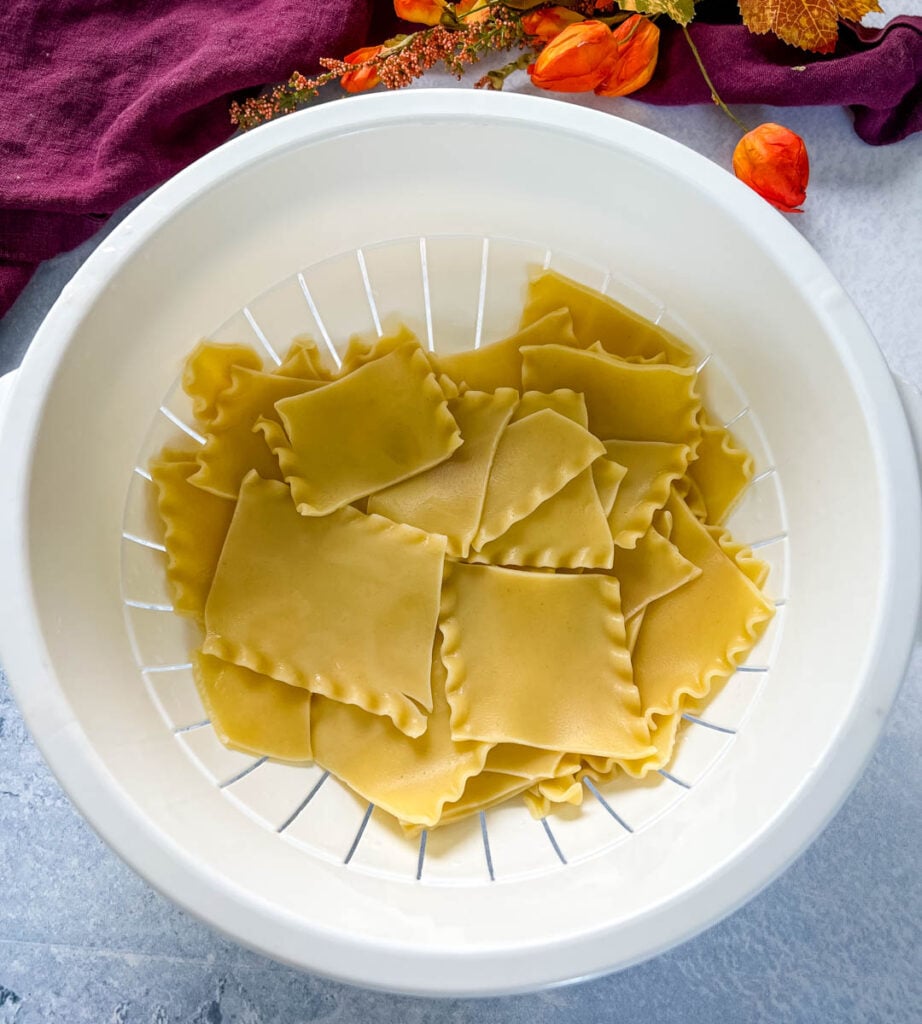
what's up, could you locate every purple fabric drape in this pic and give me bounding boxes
[1,1,919,319]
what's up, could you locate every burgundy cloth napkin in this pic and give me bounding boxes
[0,0,372,318]
[1,1,921,320]
[641,13,922,147]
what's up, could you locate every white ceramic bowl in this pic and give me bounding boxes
[1,91,920,996]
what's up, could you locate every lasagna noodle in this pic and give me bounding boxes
[190,367,325,498]
[472,408,606,550]
[193,651,312,762]
[182,341,262,425]
[367,388,518,557]
[436,308,579,391]
[260,341,462,516]
[685,417,754,525]
[149,453,236,623]
[441,562,654,759]
[521,343,702,446]
[519,269,696,367]
[203,473,447,738]
[630,494,774,724]
[310,637,490,828]
[607,523,701,620]
[603,439,691,548]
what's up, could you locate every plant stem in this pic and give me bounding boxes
[681,26,748,133]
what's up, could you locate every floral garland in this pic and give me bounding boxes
[230,0,881,212]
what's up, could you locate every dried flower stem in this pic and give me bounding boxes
[681,26,748,133]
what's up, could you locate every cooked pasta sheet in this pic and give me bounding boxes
[149,267,773,834]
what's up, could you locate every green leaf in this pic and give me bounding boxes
[616,0,697,26]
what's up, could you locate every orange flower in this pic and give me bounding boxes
[341,45,383,94]
[732,123,809,213]
[456,0,490,24]
[595,15,659,97]
[522,6,584,43]
[528,20,617,94]
[394,0,447,26]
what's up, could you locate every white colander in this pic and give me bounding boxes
[1,92,920,997]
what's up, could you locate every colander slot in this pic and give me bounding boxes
[223,761,327,832]
[479,802,565,880]
[177,724,258,786]
[245,275,333,361]
[480,811,495,882]
[218,756,267,789]
[540,818,567,865]
[355,249,384,339]
[126,605,200,673]
[474,237,489,350]
[133,465,153,482]
[419,238,434,352]
[142,661,193,673]
[420,236,488,354]
[122,540,173,609]
[723,406,749,430]
[416,830,428,881]
[583,778,633,833]
[172,718,209,733]
[276,771,329,834]
[420,814,493,884]
[142,665,202,731]
[695,353,749,426]
[283,775,371,863]
[657,768,691,789]
[242,307,282,366]
[476,237,547,344]
[687,670,767,733]
[343,802,375,865]
[122,533,166,553]
[591,770,683,833]
[359,239,429,344]
[158,406,205,446]
[663,721,735,789]
[296,273,341,369]
[343,807,422,879]
[682,714,736,735]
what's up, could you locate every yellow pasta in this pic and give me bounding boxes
[149,453,236,623]
[152,267,775,835]
[520,269,696,367]
[521,343,701,446]
[203,472,446,738]
[472,408,606,550]
[441,562,654,759]
[190,367,324,498]
[471,464,614,569]
[367,388,518,557]
[259,341,462,516]
[182,341,262,425]
[685,417,754,525]
[436,308,578,391]
[631,494,774,724]
[607,523,700,620]
[603,439,691,548]
[311,637,490,827]
[193,651,312,761]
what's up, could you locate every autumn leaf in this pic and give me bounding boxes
[617,0,696,27]
[738,0,882,53]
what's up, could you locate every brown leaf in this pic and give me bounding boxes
[738,0,882,53]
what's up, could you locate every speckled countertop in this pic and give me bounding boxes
[1,57,921,1024]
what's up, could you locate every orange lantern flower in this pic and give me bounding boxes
[341,45,383,94]
[595,15,660,97]
[732,123,809,213]
[522,6,584,44]
[528,20,617,94]
[394,0,448,26]
[456,0,490,24]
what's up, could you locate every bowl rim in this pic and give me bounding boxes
[1,89,919,996]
